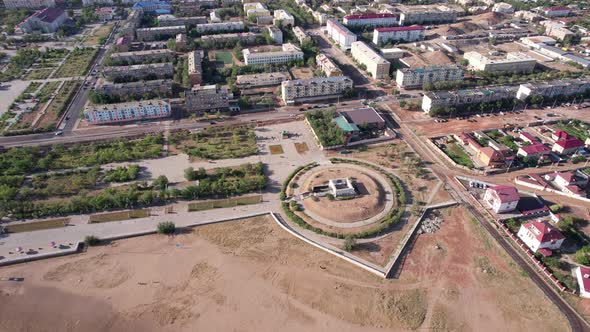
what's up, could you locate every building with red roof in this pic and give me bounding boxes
[373,25,425,44]
[519,131,538,144]
[517,220,565,254]
[483,185,520,213]
[16,7,67,34]
[343,13,398,28]
[575,266,590,299]
[517,143,551,159]
[552,137,584,155]
[551,130,569,141]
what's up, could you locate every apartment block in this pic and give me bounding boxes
[543,7,571,17]
[244,2,270,18]
[185,85,233,113]
[94,79,173,97]
[316,54,343,77]
[516,78,590,100]
[188,50,203,86]
[463,51,536,73]
[242,43,304,66]
[268,26,283,44]
[103,63,174,81]
[121,9,142,41]
[398,5,458,25]
[343,13,398,28]
[200,32,259,44]
[132,1,171,15]
[372,25,425,44]
[292,26,311,44]
[156,14,207,27]
[110,49,175,65]
[326,19,357,50]
[136,25,186,42]
[395,65,464,88]
[281,76,353,104]
[351,41,390,79]
[3,0,55,9]
[195,21,244,34]
[235,72,289,88]
[84,100,171,124]
[273,9,295,27]
[175,33,188,51]
[421,86,519,112]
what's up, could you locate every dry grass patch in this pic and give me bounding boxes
[89,209,150,223]
[4,218,69,233]
[269,144,284,155]
[294,142,309,154]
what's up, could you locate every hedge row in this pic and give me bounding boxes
[280,162,318,200]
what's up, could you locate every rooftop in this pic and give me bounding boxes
[520,143,550,154]
[555,138,584,149]
[340,107,385,126]
[488,185,520,203]
[524,220,565,243]
[344,13,397,20]
[375,25,425,32]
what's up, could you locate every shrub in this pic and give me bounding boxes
[549,204,563,213]
[157,221,176,234]
[343,235,355,252]
[84,235,100,246]
[575,246,590,266]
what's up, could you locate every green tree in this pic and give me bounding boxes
[157,221,176,234]
[153,175,169,191]
[184,167,197,181]
[343,235,356,252]
[575,247,590,266]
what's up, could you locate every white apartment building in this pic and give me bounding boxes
[103,63,174,81]
[188,50,203,86]
[94,79,173,97]
[3,0,55,8]
[235,72,289,88]
[398,5,459,25]
[242,43,304,66]
[293,26,311,44]
[381,48,404,60]
[136,25,186,42]
[156,14,206,27]
[273,9,295,27]
[516,78,590,100]
[84,100,171,124]
[343,13,398,28]
[244,2,270,18]
[351,41,390,79]
[281,76,353,104]
[195,21,244,34]
[395,65,464,88]
[421,86,519,112]
[326,19,357,50]
[463,51,536,73]
[316,54,343,77]
[372,25,425,44]
[268,26,283,44]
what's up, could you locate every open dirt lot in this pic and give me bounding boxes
[0,212,569,331]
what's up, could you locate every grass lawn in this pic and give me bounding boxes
[294,142,309,154]
[269,144,284,155]
[187,195,263,211]
[83,23,114,46]
[30,168,99,198]
[4,218,69,233]
[89,209,150,223]
[554,120,590,141]
[170,126,258,160]
[54,47,98,78]
[443,143,474,168]
[21,82,41,96]
[23,68,54,80]
[214,51,233,64]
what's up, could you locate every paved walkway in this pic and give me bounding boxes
[292,163,395,228]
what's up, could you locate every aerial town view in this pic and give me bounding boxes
[1,0,590,331]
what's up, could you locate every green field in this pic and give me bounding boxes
[54,47,98,78]
[89,209,150,223]
[170,126,258,160]
[554,120,590,142]
[443,143,475,168]
[4,218,68,233]
[187,195,263,211]
[215,51,233,64]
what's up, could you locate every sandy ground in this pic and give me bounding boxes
[0,212,569,332]
[0,80,29,114]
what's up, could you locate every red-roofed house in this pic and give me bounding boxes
[517,143,551,159]
[552,137,585,155]
[576,266,590,299]
[551,130,569,141]
[543,7,571,17]
[483,185,520,213]
[517,220,565,253]
[553,171,589,198]
[520,131,539,144]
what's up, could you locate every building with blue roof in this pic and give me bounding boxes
[132,1,171,15]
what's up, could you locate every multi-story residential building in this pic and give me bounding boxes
[281,76,353,104]
[292,26,311,44]
[3,0,55,9]
[483,185,520,213]
[268,26,283,44]
[188,50,203,86]
[381,48,405,60]
[84,100,171,124]
[132,1,171,15]
[542,21,575,40]
[316,54,343,77]
[121,9,142,41]
[235,72,289,88]
[243,43,304,66]
[398,5,458,25]
[195,21,244,34]
[313,11,331,25]
[115,36,131,52]
[372,25,425,44]
[543,7,571,17]
[175,33,188,51]
[492,2,514,14]
[156,14,207,27]
[95,7,116,21]
[185,85,233,113]
[517,220,565,253]
[273,9,295,27]
[94,79,173,98]
[351,41,390,79]
[200,32,259,44]
[16,7,67,34]
[421,86,519,112]
[463,51,537,73]
[136,26,186,42]
[83,0,114,6]
[103,63,174,81]
[396,65,464,89]
[244,2,270,18]
[343,13,398,28]
[516,78,590,100]
[110,49,175,65]
[326,19,357,50]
